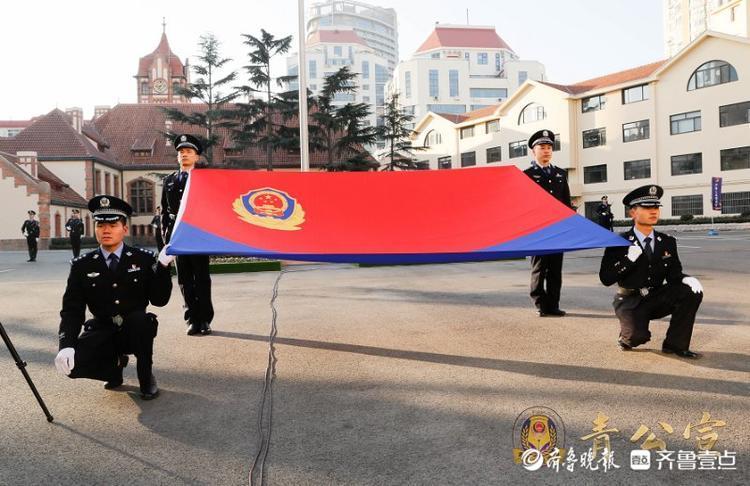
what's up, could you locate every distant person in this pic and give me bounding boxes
[21,210,40,262]
[596,196,614,231]
[599,185,703,358]
[54,195,174,399]
[65,209,85,257]
[151,205,164,252]
[523,130,572,317]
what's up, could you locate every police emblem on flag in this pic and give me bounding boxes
[233,187,305,231]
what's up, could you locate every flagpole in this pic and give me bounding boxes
[297,0,310,172]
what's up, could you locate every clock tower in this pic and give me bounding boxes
[135,20,190,104]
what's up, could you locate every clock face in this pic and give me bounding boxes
[153,78,167,94]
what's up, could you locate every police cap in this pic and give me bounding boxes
[623,185,663,208]
[173,134,203,155]
[528,129,555,149]
[88,195,133,222]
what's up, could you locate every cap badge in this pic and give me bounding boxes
[100,197,110,207]
[649,186,657,196]
[181,135,187,142]
[543,130,549,137]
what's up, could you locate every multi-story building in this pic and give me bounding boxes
[388,24,545,126]
[135,26,190,104]
[307,0,398,71]
[665,0,748,56]
[412,32,750,219]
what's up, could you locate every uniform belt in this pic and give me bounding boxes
[94,315,124,326]
[617,286,658,297]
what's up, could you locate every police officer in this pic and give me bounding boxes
[596,196,614,231]
[523,130,572,317]
[54,195,175,399]
[161,134,214,336]
[21,210,41,262]
[599,185,703,358]
[151,205,165,252]
[65,209,85,257]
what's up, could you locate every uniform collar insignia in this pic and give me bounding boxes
[628,235,635,241]
[93,254,99,259]
[126,251,132,256]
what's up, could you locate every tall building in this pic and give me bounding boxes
[388,24,545,125]
[135,24,190,104]
[665,0,749,56]
[307,0,398,71]
[412,32,750,219]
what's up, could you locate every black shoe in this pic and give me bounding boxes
[662,347,701,359]
[186,322,200,336]
[200,322,212,335]
[617,339,633,351]
[104,355,129,389]
[140,375,159,400]
[538,308,566,317]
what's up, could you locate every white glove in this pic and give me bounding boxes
[627,244,643,262]
[682,276,703,294]
[158,246,176,267]
[54,348,75,376]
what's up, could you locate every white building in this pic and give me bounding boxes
[665,0,748,56]
[307,0,398,71]
[412,32,750,220]
[388,24,545,126]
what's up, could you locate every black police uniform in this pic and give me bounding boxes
[523,130,572,315]
[596,202,614,231]
[58,196,172,397]
[161,134,214,334]
[65,215,85,257]
[21,214,40,261]
[150,213,164,252]
[599,185,702,353]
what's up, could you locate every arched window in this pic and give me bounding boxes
[424,130,443,147]
[128,179,154,216]
[141,82,149,95]
[54,213,62,237]
[518,103,546,125]
[688,60,738,91]
[85,215,90,236]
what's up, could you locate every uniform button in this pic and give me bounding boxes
[134,278,138,282]
[114,300,120,304]
[112,283,118,288]
[664,263,668,267]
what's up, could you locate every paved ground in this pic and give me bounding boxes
[0,230,748,485]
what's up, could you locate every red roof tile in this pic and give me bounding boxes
[539,59,668,95]
[416,26,513,53]
[0,120,32,128]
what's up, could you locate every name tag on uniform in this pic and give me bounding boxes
[86,272,100,278]
[662,252,672,259]
[532,175,541,179]
[556,174,563,178]
[127,265,141,273]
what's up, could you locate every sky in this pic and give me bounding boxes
[0,0,664,120]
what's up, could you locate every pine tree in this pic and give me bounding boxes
[162,33,238,165]
[378,93,426,171]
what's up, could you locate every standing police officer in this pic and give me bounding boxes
[599,185,703,358]
[596,196,614,231]
[161,134,214,336]
[65,209,85,258]
[54,195,175,399]
[21,210,41,262]
[523,130,572,317]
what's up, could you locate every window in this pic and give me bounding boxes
[518,71,528,85]
[624,159,651,180]
[334,93,356,102]
[460,126,474,139]
[553,133,561,152]
[622,120,650,142]
[94,169,102,194]
[105,173,111,194]
[583,164,608,184]
[429,69,439,97]
[721,146,750,171]
[721,191,750,214]
[424,130,442,147]
[509,140,527,159]
[334,46,342,56]
[622,84,649,104]
[363,96,370,102]
[431,52,440,59]
[672,195,703,216]
[671,153,702,175]
[688,60,738,90]
[519,103,546,124]
[449,70,459,97]
[670,111,701,135]
[485,120,500,133]
[310,84,317,90]
[495,52,502,71]
[461,151,476,167]
[362,61,369,79]
[129,180,154,215]
[438,156,452,169]
[404,71,411,98]
[140,82,149,95]
[582,95,606,113]
[464,52,470,61]
[113,175,120,197]
[477,52,488,65]
[470,88,507,99]
[427,104,466,114]
[486,146,502,163]
[583,127,606,148]
[719,101,750,127]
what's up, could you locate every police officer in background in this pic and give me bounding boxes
[523,130,572,317]
[161,134,214,336]
[54,195,175,399]
[599,185,703,358]
[151,205,164,252]
[21,210,41,262]
[65,209,85,257]
[596,196,614,231]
